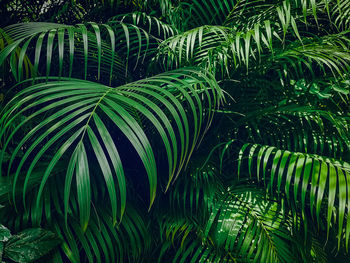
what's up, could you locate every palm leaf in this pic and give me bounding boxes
[208,188,297,263]
[110,12,178,39]
[160,187,300,263]
[52,205,150,263]
[0,22,129,84]
[235,107,350,159]
[0,68,223,230]
[234,142,350,249]
[1,199,150,263]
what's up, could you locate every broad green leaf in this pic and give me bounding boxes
[3,228,61,263]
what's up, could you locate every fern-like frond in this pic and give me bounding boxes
[0,22,127,84]
[167,162,222,221]
[0,20,162,84]
[0,68,223,230]
[234,142,350,250]
[267,33,350,79]
[1,200,150,263]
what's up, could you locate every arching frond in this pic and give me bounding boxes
[0,68,223,230]
[0,22,126,84]
[267,33,350,79]
[233,142,350,249]
[206,188,298,263]
[2,0,350,262]
[0,27,33,81]
[156,25,232,71]
[156,1,350,79]
[332,0,350,30]
[1,199,150,263]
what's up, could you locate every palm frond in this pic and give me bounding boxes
[207,188,298,263]
[110,12,178,39]
[1,199,150,263]
[0,27,33,81]
[157,2,350,79]
[0,68,223,230]
[235,107,350,159]
[267,33,350,80]
[167,162,222,222]
[160,187,301,263]
[332,0,350,30]
[2,0,350,261]
[0,22,128,84]
[0,21,165,84]
[52,205,150,263]
[224,0,343,28]
[233,142,350,250]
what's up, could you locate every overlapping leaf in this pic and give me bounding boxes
[159,188,298,263]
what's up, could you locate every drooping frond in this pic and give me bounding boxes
[2,0,350,261]
[52,206,151,263]
[0,22,126,84]
[0,68,223,230]
[206,188,298,263]
[1,199,150,263]
[266,33,350,80]
[0,20,164,84]
[157,21,350,80]
[233,142,350,249]
[332,0,350,30]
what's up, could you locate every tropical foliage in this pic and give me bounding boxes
[0,0,350,262]
[0,222,61,263]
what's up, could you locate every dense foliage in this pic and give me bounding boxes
[1,0,350,262]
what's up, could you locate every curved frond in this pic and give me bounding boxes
[267,33,350,79]
[332,0,350,30]
[167,162,222,221]
[0,22,127,84]
[1,200,150,263]
[234,142,350,249]
[0,68,223,229]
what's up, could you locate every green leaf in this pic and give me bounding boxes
[0,68,222,229]
[234,142,350,246]
[3,228,61,263]
[0,225,11,242]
